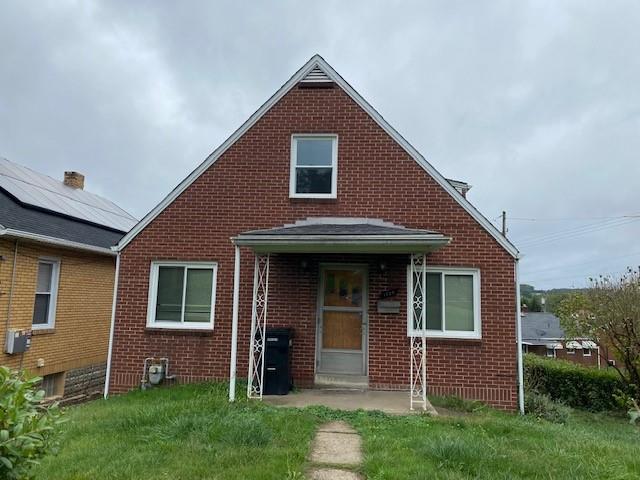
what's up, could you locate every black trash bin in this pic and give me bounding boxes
[263,328,293,395]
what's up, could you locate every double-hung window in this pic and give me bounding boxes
[32,259,60,329]
[407,267,481,339]
[289,135,338,198]
[147,262,218,330]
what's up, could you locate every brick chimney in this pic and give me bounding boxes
[63,171,85,189]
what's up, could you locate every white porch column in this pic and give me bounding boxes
[247,254,270,399]
[229,245,241,402]
[409,253,428,410]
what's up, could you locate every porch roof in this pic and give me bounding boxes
[232,217,451,254]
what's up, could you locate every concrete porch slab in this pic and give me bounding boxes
[263,389,438,415]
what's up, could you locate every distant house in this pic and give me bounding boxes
[522,312,607,368]
[0,157,136,403]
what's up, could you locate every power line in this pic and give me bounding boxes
[510,214,640,222]
[515,217,640,247]
[522,250,640,276]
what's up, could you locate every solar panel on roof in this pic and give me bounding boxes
[0,157,137,232]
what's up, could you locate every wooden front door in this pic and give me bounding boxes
[317,265,367,375]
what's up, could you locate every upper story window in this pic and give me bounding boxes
[147,261,217,330]
[32,258,60,329]
[289,135,338,198]
[407,266,481,339]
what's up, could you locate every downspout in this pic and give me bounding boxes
[515,257,525,415]
[4,240,18,333]
[104,251,121,399]
[229,245,241,402]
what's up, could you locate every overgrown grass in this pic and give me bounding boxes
[34,383,640,479]
[34,383,319,479]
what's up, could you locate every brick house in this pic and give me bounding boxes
[106,55,524,411]
[0,158,136,403]
[522,312,608,368]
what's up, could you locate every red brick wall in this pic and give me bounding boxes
[109,83,518,409]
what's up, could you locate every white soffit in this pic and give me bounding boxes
[116,55,519,258]
[0,157,137,232]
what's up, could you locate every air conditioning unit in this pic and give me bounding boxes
[5,329,30,354]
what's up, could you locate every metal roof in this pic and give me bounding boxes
[0,157,137,232]
[0,189,123,251]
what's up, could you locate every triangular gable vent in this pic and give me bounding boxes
[300,65,332,83]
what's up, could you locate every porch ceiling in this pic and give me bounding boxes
[232,217,451,254]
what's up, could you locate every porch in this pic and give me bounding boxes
[264,388,438,415]
[227,217,452,411]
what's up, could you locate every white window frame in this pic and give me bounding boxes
[546,348,556,358]
[406,266,481,339]
[583,348,591,357]
[289,134,338,199]
[146,261,218,330]
[32,257,60,330]
[567,348,575,355]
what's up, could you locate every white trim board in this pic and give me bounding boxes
[115,55,519,258]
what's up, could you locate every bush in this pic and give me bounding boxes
[0,367,64,480]
[524,354,628,411]
[524,392,570,423]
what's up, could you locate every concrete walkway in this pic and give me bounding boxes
[308,421,363,480]
[265,389,438,416]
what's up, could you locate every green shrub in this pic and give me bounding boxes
[524,354,628,411]
[524,392,570,423]
[0,367,64,480]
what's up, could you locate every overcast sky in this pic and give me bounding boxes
[1,1,639,289]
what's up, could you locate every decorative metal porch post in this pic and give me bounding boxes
[409,253,428,410]
[247,254,270,399]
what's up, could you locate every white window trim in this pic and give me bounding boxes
[546,348,556,358]
[583,348,591,357]
[146,261,218,330]
[289,134,338,199]
[406,266,481,339]
[32,257,60,330]
[567,348,575,355]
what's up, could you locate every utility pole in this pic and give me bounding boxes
[501,211,507,236]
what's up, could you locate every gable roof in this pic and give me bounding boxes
[115,55,519,257]
[0,157,137,233]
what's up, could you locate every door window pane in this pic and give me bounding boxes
[155,267,184,322]
[324,270,363,307]
[295,167,332,194]
[36,262,52,292]
[445,275,474,331]
[296,138,333,166]
[184,269,213,322]
[33,294,50,325]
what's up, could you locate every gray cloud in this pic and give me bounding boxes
[1,0,639,288]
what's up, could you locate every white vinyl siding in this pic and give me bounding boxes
[147,262,217,330]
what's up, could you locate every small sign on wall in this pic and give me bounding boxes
[377,300,401,314]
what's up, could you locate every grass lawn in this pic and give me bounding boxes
[35,383,640,480]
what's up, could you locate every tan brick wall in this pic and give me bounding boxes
[0,238,115,377]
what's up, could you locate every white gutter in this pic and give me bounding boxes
[228,245,241,402]
[515,258,525,415]
[103,251,121,399]
[0,228,115,256]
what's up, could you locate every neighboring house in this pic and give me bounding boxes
[522,312,605,368]
[106,55,522,411]
[0,158,137,403]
